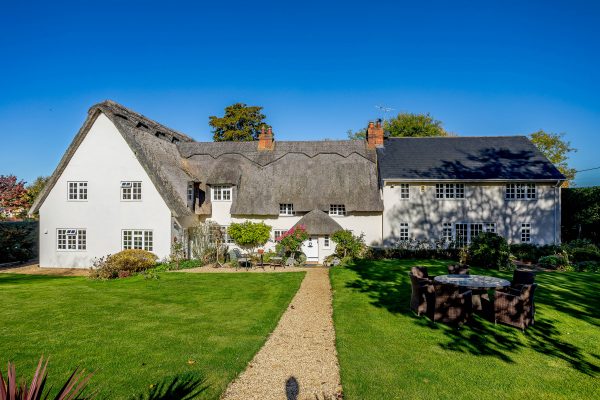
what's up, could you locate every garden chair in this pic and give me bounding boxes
[428,283,472,326]
[448,264,470,275]
[493,283,537,331]
[270,247,286,270]
[409,272,433,316]
[510,270,535,291]
[410,266,434,283]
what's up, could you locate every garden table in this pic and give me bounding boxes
[434,274,511,311]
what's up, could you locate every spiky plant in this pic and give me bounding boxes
[0,356,94,400]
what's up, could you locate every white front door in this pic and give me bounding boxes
[301,236,319,262]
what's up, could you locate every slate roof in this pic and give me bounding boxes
[293,209,343,235]
[377,136,565,181]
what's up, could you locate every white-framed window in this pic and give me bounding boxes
[220,226,235,244]
[485,223,496,233]
[279,204,294,216]
[521,223,531,243]
[67,182,87,201]
[122,230,153,251]
[470,223,483,240]
[399,184,410,199]
[329,204,346,216]
[455,223,468,247]
[435,183,465,199]
[121,181,142,201]
[57,228,86,250]
[398,222,409,241]
[187,182,194,204]
[273,229,287,241]
[442,223,453,242]
[323,235,331,249]
[506,183,536,200]
[212,185,232,201]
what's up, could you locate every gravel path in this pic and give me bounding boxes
[221,267,342,400]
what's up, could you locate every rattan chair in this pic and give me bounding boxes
[448,264,470,275]
[428,283,472,326]
[494,283,537,331]
[410,266,434,283]
[511,270,535,290]
[409,273,432,316]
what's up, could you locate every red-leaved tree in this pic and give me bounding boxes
[0,175,29,219]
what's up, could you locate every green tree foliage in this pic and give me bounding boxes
[209,103,270,142]
[22,176,49,219]
[562,187,600,244]
[529,130,576,184]
[227,221,272,254]
[347,112,447,139]
[331,229,365,258]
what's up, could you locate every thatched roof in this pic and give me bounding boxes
[293,209,343,235]
[30,100,383,218]
[30,101,195,217]
[180,141,383,215]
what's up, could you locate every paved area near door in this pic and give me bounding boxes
[222,267,342,400]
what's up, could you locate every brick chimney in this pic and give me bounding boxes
[258,126,274,151]
[367,119,384,148]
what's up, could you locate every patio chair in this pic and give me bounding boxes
[410,266,434,283]
[510,270,535,290]
[409,272,433,316]
[493,283,537,331]
[428,283,472,326]
[447,264,470,275]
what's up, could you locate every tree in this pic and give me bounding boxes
[331,229,366,258]
[529,130,576,185]
[209,103,270,142]
[276,225,309,256]
[0,175,28,220]
[227,221,272,255]
[347,112,447,139]
[22,176,49,218]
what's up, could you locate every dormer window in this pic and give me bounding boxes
[212,185,232,201]
[329,204,346,216]
[121,181,142,201]
[187,183,194,204]
[279,204,294,216]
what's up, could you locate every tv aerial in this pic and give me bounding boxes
[375,105,394,120]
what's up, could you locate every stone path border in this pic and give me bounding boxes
[221,267,342,400]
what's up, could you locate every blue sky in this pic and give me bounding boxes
[1,0,599,186]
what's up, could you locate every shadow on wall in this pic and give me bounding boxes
[345,259,599,376]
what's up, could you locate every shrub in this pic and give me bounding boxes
[569,247,600,262]
[468,232,512,270]
[276,225,309,256]
[0,355,93,400]
[363,239,459,261]
[89,249,157,279]
[0,221,38,263]
[575,261,600,273]
[538,253,570,270]
[509,243,560,263]
[331,230,365,259]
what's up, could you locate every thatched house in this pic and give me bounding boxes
[31,101,564,268]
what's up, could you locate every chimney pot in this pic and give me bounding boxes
[366,119,384,149]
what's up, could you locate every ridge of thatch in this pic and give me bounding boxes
[293,209,343,235]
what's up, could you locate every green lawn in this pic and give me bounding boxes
[0,271,304,399]
[331,259,600,400]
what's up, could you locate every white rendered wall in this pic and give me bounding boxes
[382,182,560,246]
[206,190,381,262]
[38,114,172,268]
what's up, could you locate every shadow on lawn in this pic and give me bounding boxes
[345,259,599,376]
[133,372,209,400]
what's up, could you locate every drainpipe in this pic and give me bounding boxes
[554,180,561,244]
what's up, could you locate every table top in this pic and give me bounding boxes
[434,274,510,289]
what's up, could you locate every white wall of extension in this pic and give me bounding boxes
[38,113,172,268]
[381,182,561,246]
